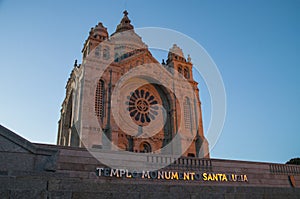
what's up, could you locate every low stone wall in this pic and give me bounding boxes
[1,125,300,198]
[1,174,300,199]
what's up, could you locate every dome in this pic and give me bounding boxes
[111,11,147,53]
[89,22,108,41]
[94,22,108,37]
[169,44,184,58]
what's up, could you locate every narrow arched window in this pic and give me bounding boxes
[178,65,182,74]
[184,67,190,79]
[95,46,100,57]
[184,97,192,132]
[139,142,152,153]
[103,46,110,60]
[114,53,119,62]
[95,79,105,122]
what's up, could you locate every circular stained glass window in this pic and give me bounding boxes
[126,89,158,125]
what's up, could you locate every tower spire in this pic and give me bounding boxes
[114,10,134,33]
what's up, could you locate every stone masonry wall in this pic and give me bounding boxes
[1,125,300,199]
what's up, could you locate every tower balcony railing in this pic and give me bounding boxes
[269,163,300,175]
[146,155,212,171]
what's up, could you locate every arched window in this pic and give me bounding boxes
[184,97,192,132]
[61,93,73,146]
[139,142,152,153]
[95,79,105,122]
[178,65,182,74]
[103,46,110,60]
[114,53,119,62]
[95,46,100,57]
[184,67,190,79]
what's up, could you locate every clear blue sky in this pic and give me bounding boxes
[0,0,299,163]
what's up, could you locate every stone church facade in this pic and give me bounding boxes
[56,11,209,158]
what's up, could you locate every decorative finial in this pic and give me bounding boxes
[74,59,78,67]
[187,54,192,63]
[162,59,165,65]
[123,10,128,16]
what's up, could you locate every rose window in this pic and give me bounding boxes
[126,89,158,124]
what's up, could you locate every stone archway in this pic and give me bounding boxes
[120,77,175,154]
